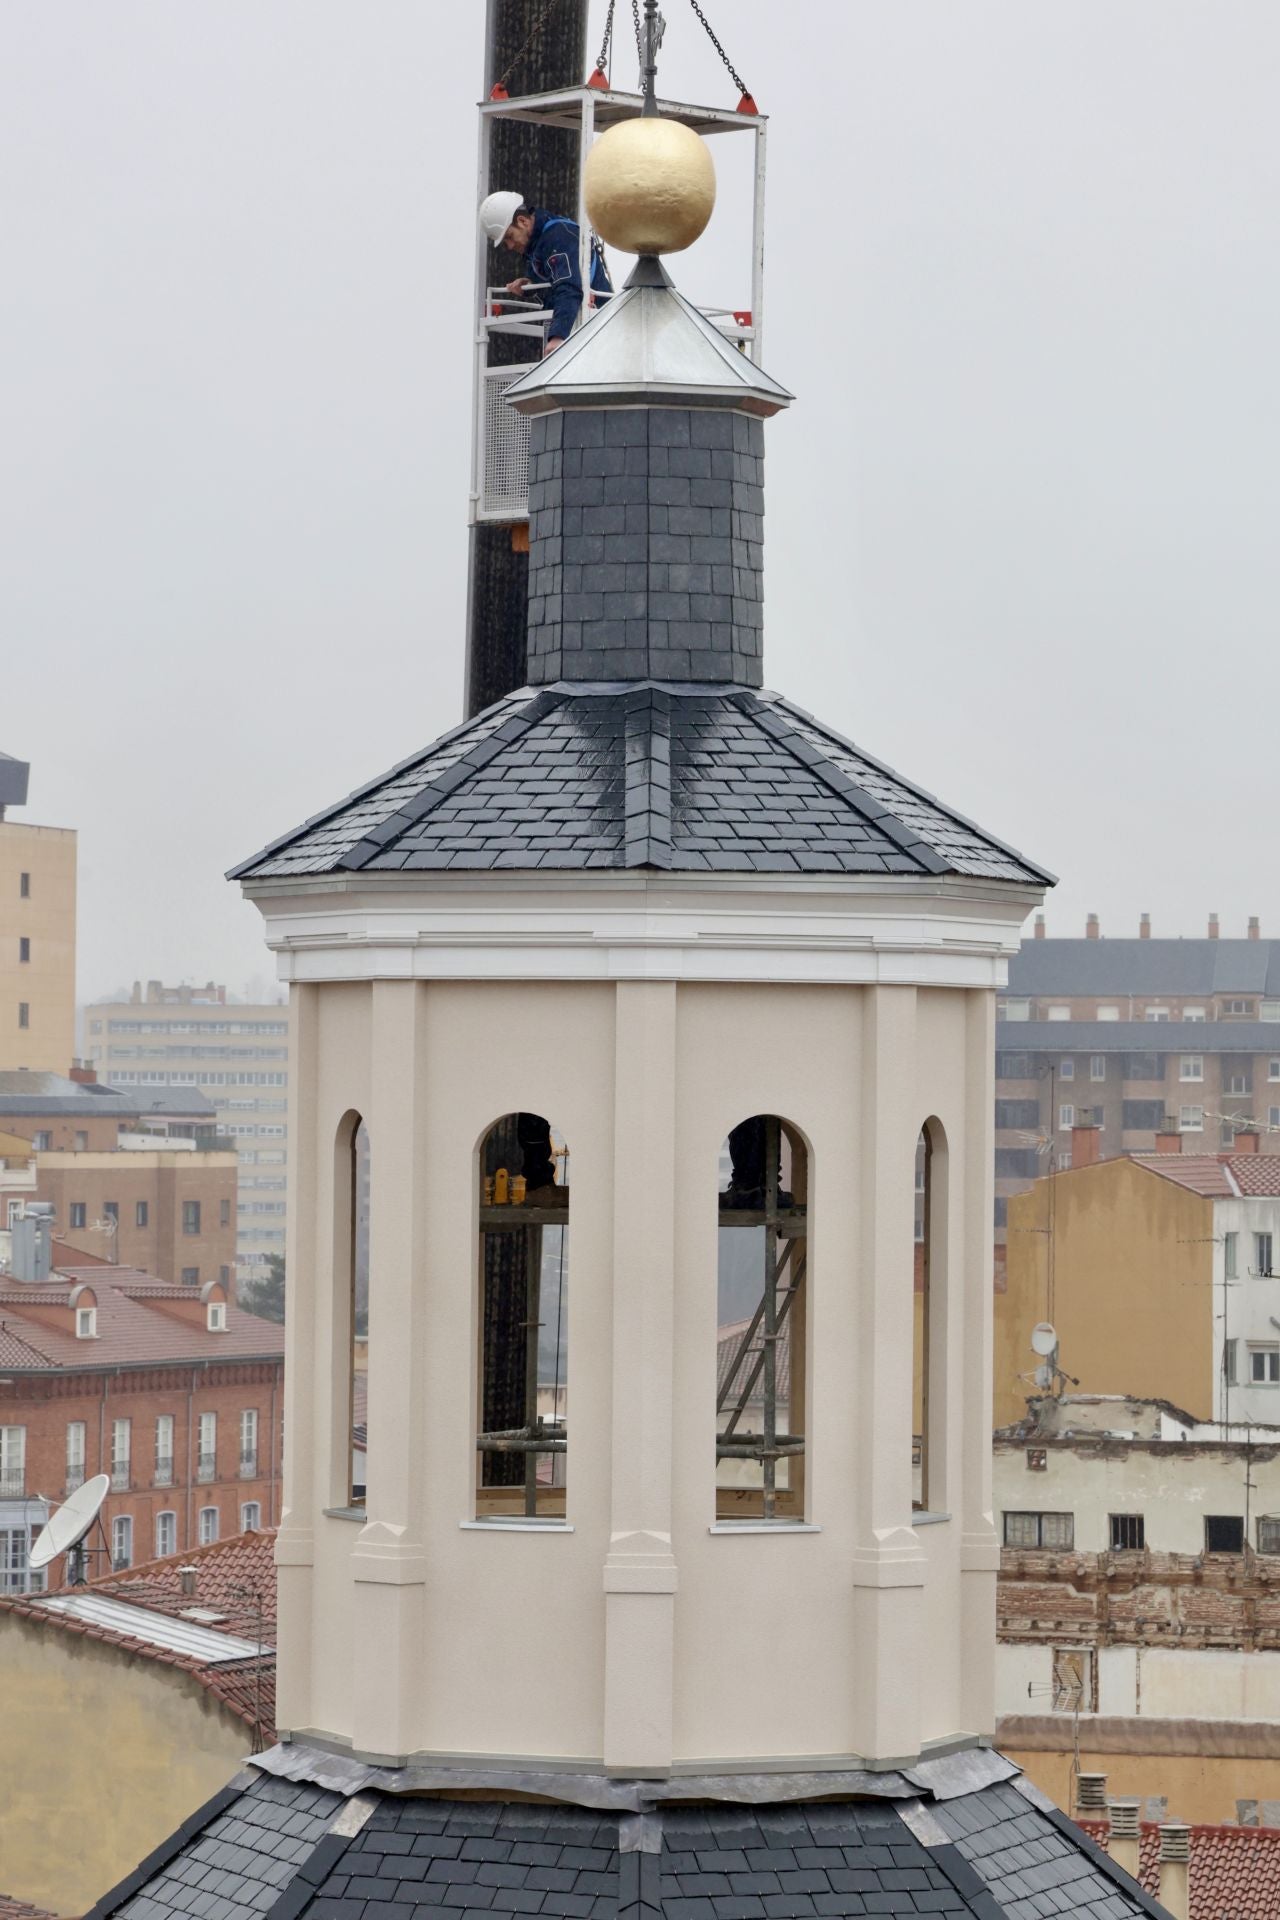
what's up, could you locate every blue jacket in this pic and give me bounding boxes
[521,209,612,343]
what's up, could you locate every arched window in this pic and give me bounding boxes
[336,1113,371,1509]
[914,1121,945,1512]
[716,1116,808,1522]
[476,1113,569,1520]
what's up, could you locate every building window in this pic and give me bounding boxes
[1206,1515,1245,1553]
[239,1409,258,1475]
[1225,1232,1238,1279]
[207,1301,226,1330]
[1047,1006,1070,1022]
[1250,1346,1280,1384]
[64,1421,86,1493]
[996,1052,1033,1080]
[155,1511,177,1558]
[1059,1059,1075,1081]
[1224,1339,1238,1387]
[1122,1100,1166,1131]
[198,1411,216,1482]
[335,1114,371,1508]
[111,1515,133,1570]
[1145,1007,1170,1022]
[1110,1513,1145,1551]
[0,1427,26,1499]
[1270,1108,1280,1129]
[1090,1056,1106,1082]
[1179,1106,1204,1133]
[913,1124,945,1513]
[75,1305,96,1338]
[1256,1233,1274,1277]
[1003,1511,1075,1550]
[110,1418,131,1490]
[135,1200,148,1228]
[182,1201,201,1235]
[69,1202,86,1230]
[74,1131,87,1151]
[1182,1008,1206,1022]
[994,1196,1009,1229]
[1125,1053,1164,1081]
[32,1131,51,1152]
[18,938,29,964]
[19,872,29,899]
[103,1200,118,1225]
[182,1267,200,1285]
[1001,999,1030,1022]
[220,1197,231,1227]
[198,1506,219,1546]
[17,1003,29,1030]
[1223,1000,1256,1017]
[996,1099,1040,1130]
[1052,1648,1095,1712]
[155,1414,174,1487]
[240,1501,261,1532]
[1180,1057,1204,1082]
[1059,1105,1075,1131]
[1258,1517,1280,1555]
[995,1148,1041,1179]
[1226,1073,1251,1096]
[1097,1006,1120,1021]
[476,1112,569,1521]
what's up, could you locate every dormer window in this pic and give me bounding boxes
[207,1301,227,1332]
[76,1306,97,1339]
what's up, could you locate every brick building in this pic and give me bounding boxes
[33,1147,238,1283]
[995,915,1280,1243]
[0,1262,283,1591]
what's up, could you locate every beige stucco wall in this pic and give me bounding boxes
[0,1612,247,1916]
[994,1438,1280,1556]
[0,820,76,1074]
[997,1158,1214,1429]
[997,1638,1280,1723]
[276,969,1000,1772]
[1005,1738,1280,1827]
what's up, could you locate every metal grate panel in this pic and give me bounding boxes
[481,365,532,521]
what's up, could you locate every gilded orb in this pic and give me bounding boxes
[584,115,716,255]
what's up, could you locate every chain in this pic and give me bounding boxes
[687,0,748,97]
[594,0,615,76]
[631,0,644,73]
[493,0,564,96]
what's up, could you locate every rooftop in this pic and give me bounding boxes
[0,1264,284,1371]
[1079,1818,1280,1920]
[232,684,1049,887]
[1008,936,1280,999]
[1134,1153,1280,1199]
[0,1072,215,1121]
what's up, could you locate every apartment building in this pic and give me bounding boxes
[0,752,75,1074]
[84,980,288,1281]
[0,1261,283,1596]
[995,913,1280,1243]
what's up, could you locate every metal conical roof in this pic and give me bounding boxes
[505,260,793,417]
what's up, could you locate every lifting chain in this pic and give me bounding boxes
[686,0,750,100]
[492,0,564,98]
[593,0,616,78]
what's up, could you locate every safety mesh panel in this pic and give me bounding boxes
[482,366,531,520]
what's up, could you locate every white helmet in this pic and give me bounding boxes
[479,190,525,245]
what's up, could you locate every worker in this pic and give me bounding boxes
[478,190,612,354]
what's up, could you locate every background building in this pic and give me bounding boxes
[85,980,289,1283]
[0,1259,283,1594]
[0,1067,219,1153]
[994,916,1280,1255]
[32,1146,238,1283]
[0,752,75,1076]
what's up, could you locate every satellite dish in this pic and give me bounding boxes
[1031,1322,1059,1358]
[29,1473,110,1571]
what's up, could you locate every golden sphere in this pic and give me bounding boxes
[584,116,716,255]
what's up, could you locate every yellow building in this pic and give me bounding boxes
[0,754,76,1075]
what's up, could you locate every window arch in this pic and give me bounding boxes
[913,1119,946,1512]
[716,1115,808,1522]
[476,1113,569,1520]
[335,1112,370,1509]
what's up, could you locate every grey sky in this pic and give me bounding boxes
[4,4,1277,1004]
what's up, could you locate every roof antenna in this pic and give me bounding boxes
[640,0,664,116]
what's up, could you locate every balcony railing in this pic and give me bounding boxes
[154,1460,174,1489]
[197,1451,216,1483]
[65,1467,85,1494]
[0,1471,24,1499]
[239,1452,258,1479]
[110,1465,130,1491]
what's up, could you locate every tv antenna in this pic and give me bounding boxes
[28,1473,111,1586]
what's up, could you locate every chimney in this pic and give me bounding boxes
[1086,913,1100,940]
[1157,1821,1190,1920]
[1072,1119,1101,1169]
[69,1062,98,1085]
[1249,916,1261,941]
[1233,1128,1261,1155]
[1075,1773,1108,1818]
[1107,1799,1141,1880]
[1139,912,1151,940]
[1034,913,1046,940]
[1208,913,1219,940]
[1153,1119,1182,1154]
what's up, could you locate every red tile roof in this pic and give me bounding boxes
[1136,1152,1280,1199]
[0,1264,283,1371]
[0,1529,276,1742]
[1079,1818,1280,1919]
[0,1897,63,1920]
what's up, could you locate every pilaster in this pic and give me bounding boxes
[350,980,429,1760]
[850,984,927,1762]
[602,980,679,1772]
[959,986,999,1736]
[274,982,319,1735]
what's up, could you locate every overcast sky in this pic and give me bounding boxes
[4,3,1278,1004]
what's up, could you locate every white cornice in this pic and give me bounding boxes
[242,873,1041,989]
